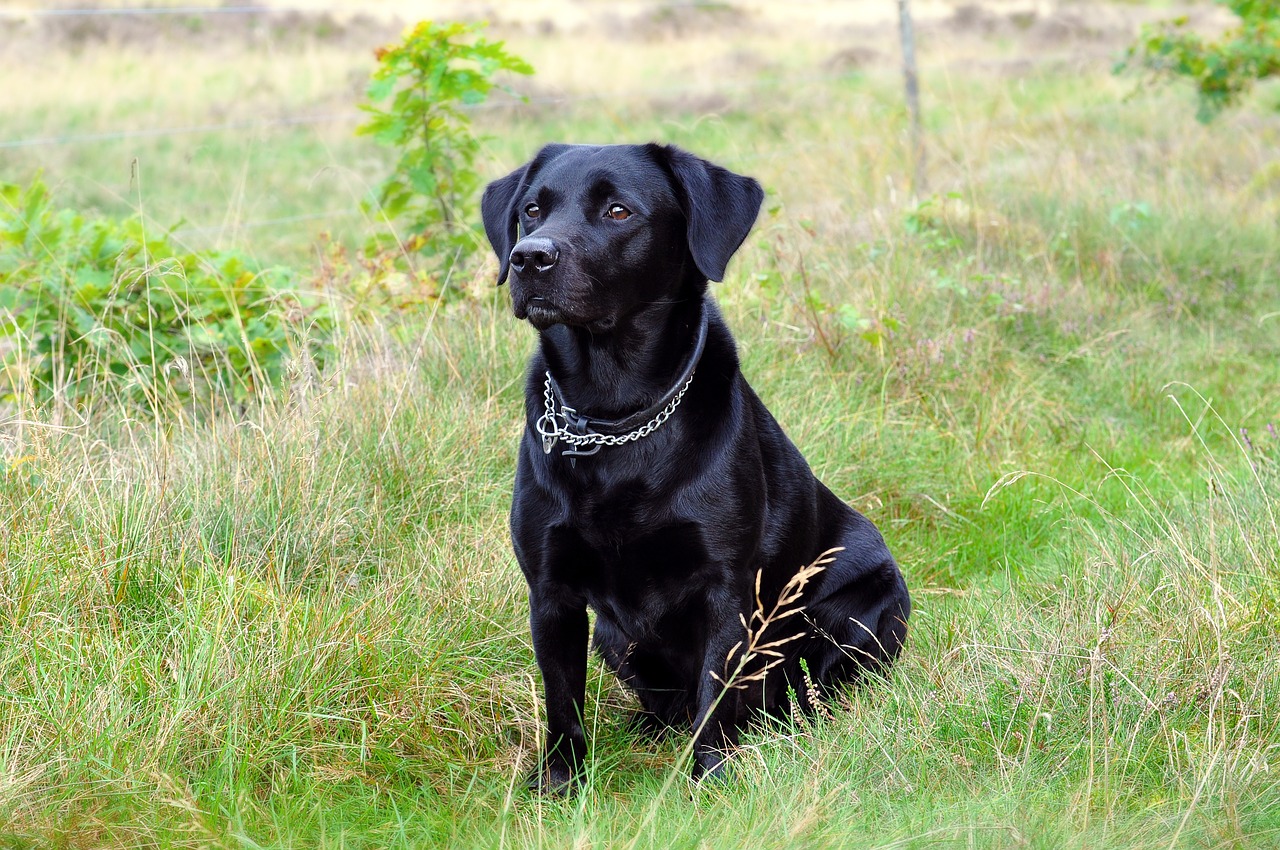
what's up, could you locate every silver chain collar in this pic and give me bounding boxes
[536,369,696,457]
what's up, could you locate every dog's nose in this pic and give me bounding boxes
[509,237,559,275]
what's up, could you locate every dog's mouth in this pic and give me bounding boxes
[518,296,567,330]
[513,292,618,333]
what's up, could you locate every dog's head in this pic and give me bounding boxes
[480,144,764,331]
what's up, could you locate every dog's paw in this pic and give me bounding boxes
[527,758,580,797]
[690,749,731,785]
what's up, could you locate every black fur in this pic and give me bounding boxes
[481,143,910,793]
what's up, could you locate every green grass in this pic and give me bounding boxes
[2,4,1280,847]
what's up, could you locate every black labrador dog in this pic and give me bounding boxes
[481,143,910,793]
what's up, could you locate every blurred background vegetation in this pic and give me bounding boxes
[0,1,1277,847]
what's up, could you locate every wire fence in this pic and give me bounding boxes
[167,208,363,238]
[1,2,871,240]
[1,5,285,17]
[0,113,363,150]
[0,1,731,19]
[150,137,844,239]
[0,68,855,152]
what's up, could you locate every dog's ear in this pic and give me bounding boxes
[481,144,574,285]
[651,144,765,282]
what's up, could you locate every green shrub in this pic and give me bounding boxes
[0,177,331,410]
[1118,0,1280,122]
[357,21,532,282]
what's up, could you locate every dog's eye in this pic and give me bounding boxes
[606,204,632,221]
[524,203,541,219]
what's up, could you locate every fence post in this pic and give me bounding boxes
[897,0,927,197]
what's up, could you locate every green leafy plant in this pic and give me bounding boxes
[761,233,901,364]
[1118,0,1280,122]
[357,21,533,274]
[0,177,331,409]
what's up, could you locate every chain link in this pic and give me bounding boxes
[537,370,695,454]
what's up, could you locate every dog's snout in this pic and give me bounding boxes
[509,237,559,275]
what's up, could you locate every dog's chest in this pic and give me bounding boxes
[549,516,716,637]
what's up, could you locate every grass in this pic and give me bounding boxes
[2,2,1279,847]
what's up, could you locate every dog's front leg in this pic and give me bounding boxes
[529,593,588,795]
[690,589,750,782]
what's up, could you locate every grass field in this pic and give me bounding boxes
[2,1,1279,847]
